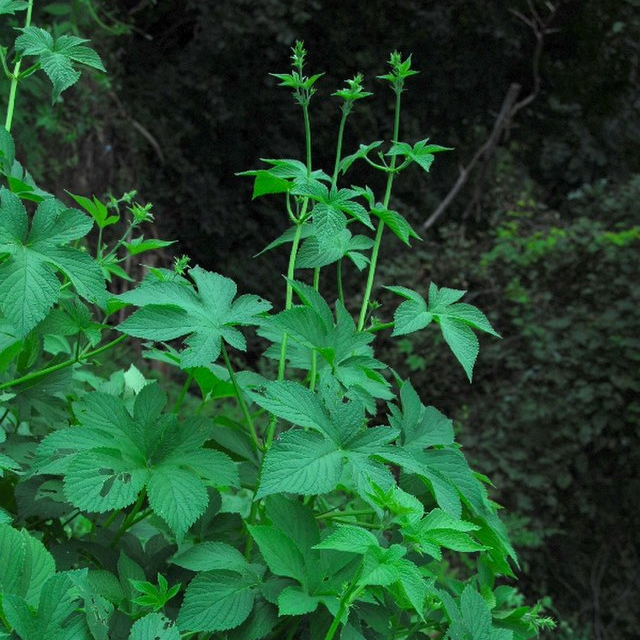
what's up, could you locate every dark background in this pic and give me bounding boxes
[4,1,639,637]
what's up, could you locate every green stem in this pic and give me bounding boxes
[4,0,34,132]
[103,510,120,530]
[111,488,146,547]
[331,107,350,187]
[315,508,376,520]
[244,499,260,560]
[357,89,403,331]
[102,222,135,262]
[275,220,304,382]
[323,577,364,640]
[96,225,104,260]
[222,343,262,452]
[303,103,312,174]
[0,334,127,391]
[329,517,380,529]
[368,320,394,333]
[337,260,344,305]
[308,266,321,391]
[173,373,193,413]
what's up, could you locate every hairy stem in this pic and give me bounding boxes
[357,89,402,331]
[0,334,127,391]
[4,0,34,132]
[221,343,263,452]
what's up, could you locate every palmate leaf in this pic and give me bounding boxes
[296,228,373,270]
[0,189,105,336]
[314,530,428,616]
[34,384,238,541]
[386,138,452,173]
[117,266,271,369]
[263,280,392,409]
[15,27,106,102]
[238,158,330,198]
[252,379,399,502]
[386,283,500,381]
[291,178,374,240]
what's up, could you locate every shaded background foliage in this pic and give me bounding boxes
[3,0,639,637]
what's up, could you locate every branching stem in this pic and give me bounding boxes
[0,334,127,391]
[4,0,34,132]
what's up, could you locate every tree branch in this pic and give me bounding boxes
[422,1,562,231]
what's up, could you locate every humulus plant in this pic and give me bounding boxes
[0,5,554,639]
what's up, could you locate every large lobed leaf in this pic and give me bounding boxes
[117,266,271,369]
[0,189,105,336]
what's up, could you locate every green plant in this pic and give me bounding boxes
[0,6,553,638]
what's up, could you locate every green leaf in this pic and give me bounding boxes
[248,525,306,584]
[178,570,257,632]
[0,189,104,336]
[339,141,383,174]
[255,223,314,257]
[171,542,250,574]
[371,205,420,246]
[313,525,379,554]
[67,193,119,228]
[35,388,238,537]
[0,0,28,15]
[0,126,15,172]
[0,524,56,605]
[147,467,208,542]
[386,138,452,173]
[277,586,320,615]
[118,266,270,369]
[15,28,106,102]
[227,599,278,640]
[64,449,149,513]
[264,294,391,408]
[250,170,293,198]
[123,236,176,256]
[3,571,90,640]
[441,585,494,640]
[389,381,454,450]
[257,430,342,498]
[128,613,179,640]
[264,495,320,559]
[439,318,480,382]
[394,558,428,616]
[386,284,500,381]
[248,379,332,432]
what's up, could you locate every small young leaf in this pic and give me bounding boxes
[15,28,106,102]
